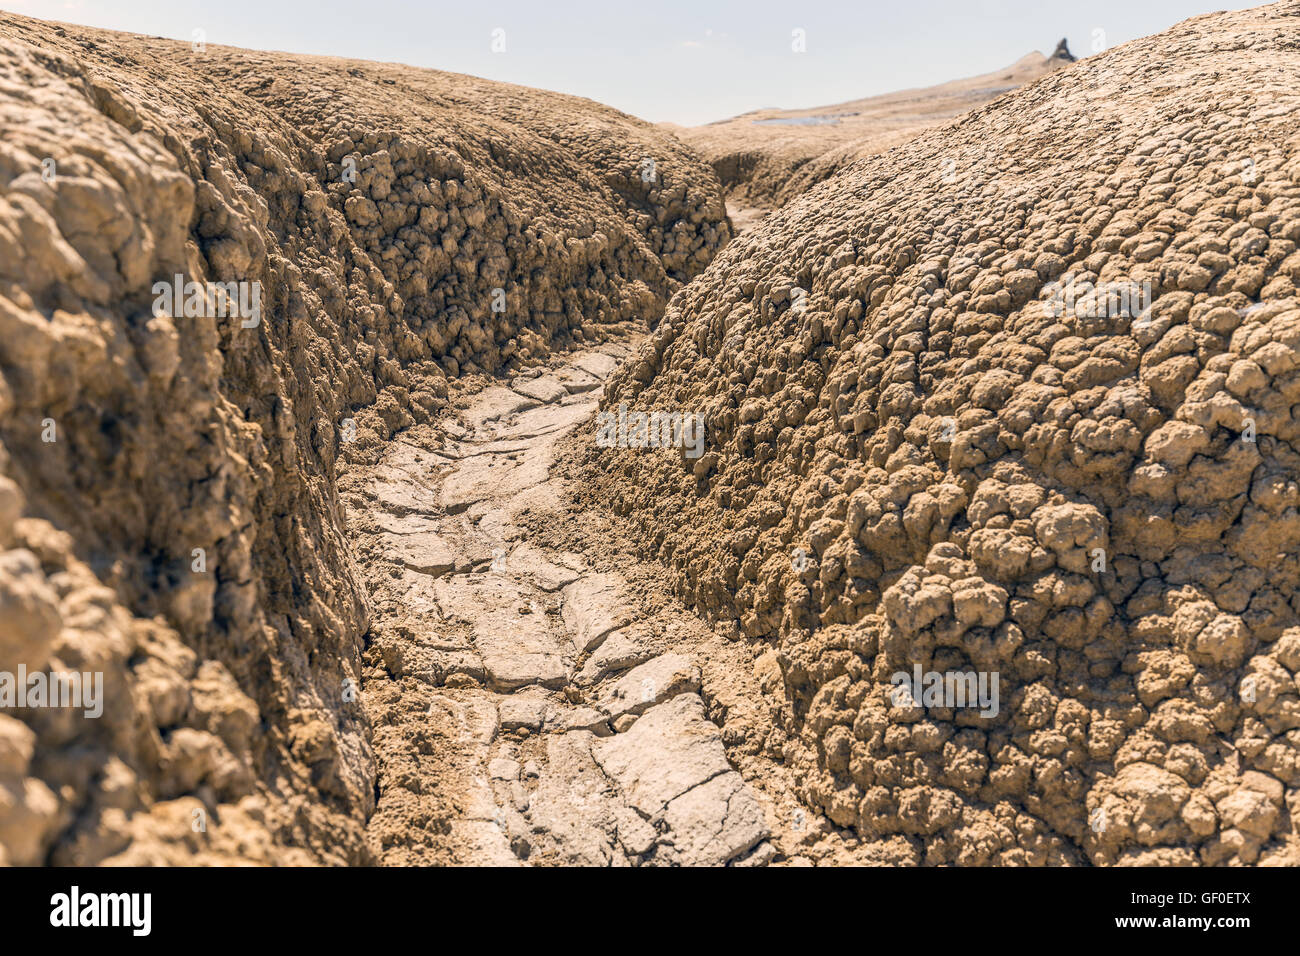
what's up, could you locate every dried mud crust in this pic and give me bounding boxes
[585,3,1300,865]
[0,13,728,864]
[351,337,855,865]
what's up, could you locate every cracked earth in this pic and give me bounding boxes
[350,336,814,865]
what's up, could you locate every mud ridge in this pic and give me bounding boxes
[587,3,1300,866]
[0,11,728,864]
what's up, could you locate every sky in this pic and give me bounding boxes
[3,0,1253,126]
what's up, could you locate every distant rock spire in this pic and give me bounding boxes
[1052,38,1076,62]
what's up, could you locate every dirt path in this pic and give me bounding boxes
[345,336,836,866]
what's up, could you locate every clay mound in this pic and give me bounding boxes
[0,12,727,864]
[590,2,1300,865]
[684,41,1074,212]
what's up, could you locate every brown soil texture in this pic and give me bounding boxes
[679,43,1074,212]
[0,12,728,864]
[586,3,1300,865]
[350,337,801,866]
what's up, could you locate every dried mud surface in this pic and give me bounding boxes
[6,0,1300,870]
[352,338,799,865]
[0,13,728,864]
[587,3,1300,865]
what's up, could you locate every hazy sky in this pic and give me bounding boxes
[4,0,1251,125]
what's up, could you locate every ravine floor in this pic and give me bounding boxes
[346,335,856,866]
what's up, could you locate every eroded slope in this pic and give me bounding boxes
[0,13,728,864]
[589,2,1300,865]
